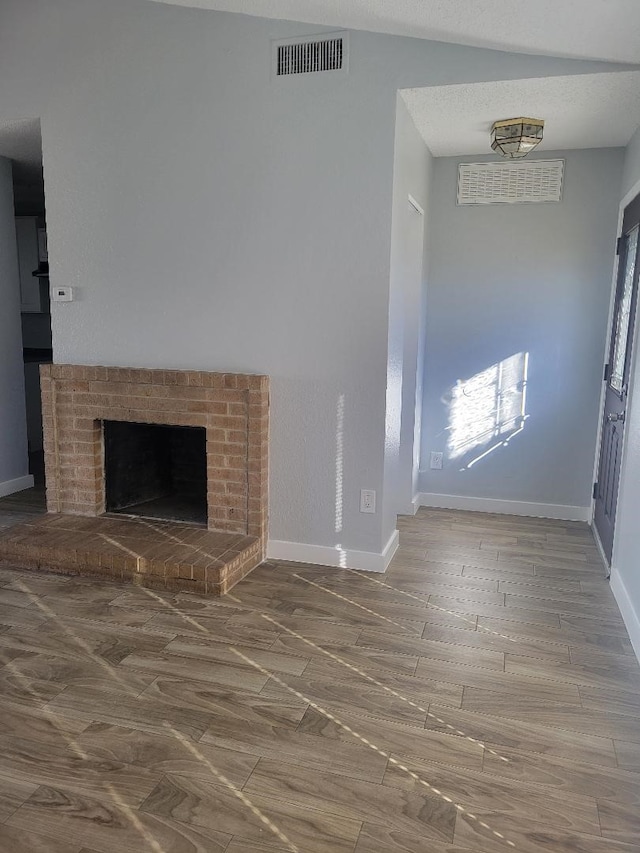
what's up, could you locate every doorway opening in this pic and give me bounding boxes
[0,119,50,513]
[594,191,640,564]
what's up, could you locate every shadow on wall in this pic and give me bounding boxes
[446,352,530,471]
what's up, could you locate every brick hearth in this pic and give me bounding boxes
[0,514,261,595]
[0,365,269,595]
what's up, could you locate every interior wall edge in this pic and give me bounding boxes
[610,566,640,663]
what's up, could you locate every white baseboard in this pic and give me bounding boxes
[610,566,640,662]
[591,523,610,574]
[0,475,34,499]
[381,528,400,568]
[267,529,399,574]
[417,492,590,522]
[398,494,421,516]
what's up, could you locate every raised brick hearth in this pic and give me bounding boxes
[0,365,269,595]
[0,514,262,595]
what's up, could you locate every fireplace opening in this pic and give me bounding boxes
[104,421,207,525]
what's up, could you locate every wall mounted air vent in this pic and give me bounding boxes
[457,159,564,205]
[272,32,348,77]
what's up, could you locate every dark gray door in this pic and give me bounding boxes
[594,194,640,564]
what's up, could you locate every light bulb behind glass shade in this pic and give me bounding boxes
[491,118,544,159]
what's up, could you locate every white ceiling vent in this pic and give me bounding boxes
[272,32,348,78]
[457,159,564,205]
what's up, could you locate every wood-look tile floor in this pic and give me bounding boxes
[0,486,46,532]
[0,506,638,852]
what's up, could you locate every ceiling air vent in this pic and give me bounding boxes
[272,32,348,77]
[457,159,564,205]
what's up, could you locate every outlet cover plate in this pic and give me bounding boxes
[360,489,376,513]
[430,451,444,470]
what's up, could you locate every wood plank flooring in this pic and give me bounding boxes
[0,506,638,851]
[0,486,46,534]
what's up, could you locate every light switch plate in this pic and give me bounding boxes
[51,286,73,302]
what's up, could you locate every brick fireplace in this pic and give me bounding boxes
[41,364,268,536]
[0,365,269,595]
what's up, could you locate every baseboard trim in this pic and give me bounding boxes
[399,494,421,517]
[591,523,610,574]
[610,566,640,662]
[381,528,400,569]
[417,493,590,522]
[0,475,34,499]
[267,529,399,574]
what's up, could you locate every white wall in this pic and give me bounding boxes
[419,148,624,515]
[384,96,432,531]
[0,0,627,560]
[611,123,640,657]
[0,156,30,496]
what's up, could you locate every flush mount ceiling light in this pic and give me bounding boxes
[491,117,544,159]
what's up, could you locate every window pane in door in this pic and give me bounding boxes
[611,226,639,394]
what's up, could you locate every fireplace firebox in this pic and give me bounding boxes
[104,421,207,525]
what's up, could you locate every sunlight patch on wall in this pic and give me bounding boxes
[448,352,529,470]
[335,393,347,567]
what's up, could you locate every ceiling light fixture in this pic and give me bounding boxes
[491,117,544,159]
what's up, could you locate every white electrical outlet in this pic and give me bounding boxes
[430,451,444,470]
[360,489,376,513]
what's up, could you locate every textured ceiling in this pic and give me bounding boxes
[401,72,640,157]
[145,0,640,63]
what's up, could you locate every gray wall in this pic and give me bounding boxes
[612,123,640,656]
[0,157,30,492]
[419,148,623,511]
[0,0,627,556]
[384,95,432,533]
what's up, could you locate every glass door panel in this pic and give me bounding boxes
[611,226,639,394]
